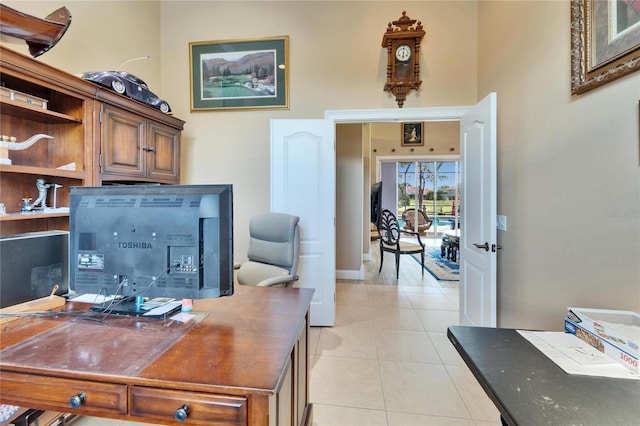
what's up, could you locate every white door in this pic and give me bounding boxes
[271,119,336,326]
[459,93,497,327]
[380,162,397,214]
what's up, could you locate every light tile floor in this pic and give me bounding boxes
[70,239,501,426]
[309,239,500,426]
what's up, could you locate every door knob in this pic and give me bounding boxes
[174,404,190,422]
[69,393,86,408]
[473,242,489,251]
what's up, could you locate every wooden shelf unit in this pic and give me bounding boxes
[0,46,185,236]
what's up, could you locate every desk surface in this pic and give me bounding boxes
[0,285,314,425]
[447,326,640,426]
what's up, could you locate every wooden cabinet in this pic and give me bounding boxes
[100,104,181,184]
[0,46,185,236]
[0,46,94,236]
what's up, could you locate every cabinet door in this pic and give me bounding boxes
[147,121,180,183]
[101,105,146,179]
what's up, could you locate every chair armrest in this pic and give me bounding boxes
[399,229,425,247]
[256,275,299,287]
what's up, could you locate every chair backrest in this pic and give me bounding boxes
[403,209,430,226]
[378,209,400,246]
[247,212,300,275]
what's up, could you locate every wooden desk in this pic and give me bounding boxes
[447,326,640,426]
[0,286,313,426]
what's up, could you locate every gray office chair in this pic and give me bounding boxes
[236,212,301,287]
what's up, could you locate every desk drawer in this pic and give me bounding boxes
[0,372,127,416]
[131,386,247,425]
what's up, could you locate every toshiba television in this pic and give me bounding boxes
[68,184,233,312]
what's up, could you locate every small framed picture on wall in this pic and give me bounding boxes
[402,122,423,146]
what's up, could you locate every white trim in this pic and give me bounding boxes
[336,267,364,280]
[325,106,470,123]
[326,106,470,285]
[376,155,460,182]
[377,154,460,162]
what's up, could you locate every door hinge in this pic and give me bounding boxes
[99,153,103,169]
[99,106,103,124]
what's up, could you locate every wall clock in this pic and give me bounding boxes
[381,11,425,108]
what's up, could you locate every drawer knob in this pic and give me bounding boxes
[69,393,86,409]
[174,404,190,422]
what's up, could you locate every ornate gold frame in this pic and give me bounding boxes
[571,0,640,94]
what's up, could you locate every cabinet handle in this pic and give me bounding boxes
[148,146,156,153]
[174,404,190,422]
[142,145,156,153]
[69,393,86,409]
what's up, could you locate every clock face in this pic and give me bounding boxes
[395,44,412,61]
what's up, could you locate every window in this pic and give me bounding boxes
[397,160,460,237]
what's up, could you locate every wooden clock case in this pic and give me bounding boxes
[381,11,426,108]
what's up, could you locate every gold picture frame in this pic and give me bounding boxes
[571,0,640,95]
[189,36,289,111]
[401,123,424,146]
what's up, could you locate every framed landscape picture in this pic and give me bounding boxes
[402,122,424,146]
[190,36,289,111]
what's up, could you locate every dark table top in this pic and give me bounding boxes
[447,325,640,426]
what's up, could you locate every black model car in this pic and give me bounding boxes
[81,71,171,113]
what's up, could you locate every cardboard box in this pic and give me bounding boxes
[1,86,48,109]
[0,86,12,99]
[564,307,639,374]
[12,90,48,109]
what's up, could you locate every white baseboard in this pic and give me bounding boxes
[336,266,364,280]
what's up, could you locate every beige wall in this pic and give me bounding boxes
[158,1,479,260]
[478,1,640,328]
[6,1,478,266]
[369,121,460,185]
[3,1,162,91]
[5,1,637,329]
[336,124,363,273]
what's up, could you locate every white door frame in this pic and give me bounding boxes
[327,107,470,281]
[325,107,470,124]
[376,155,460,235]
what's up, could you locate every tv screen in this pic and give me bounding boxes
[69,184,233,306]
[371,181,383,225]
[0,231,68,309]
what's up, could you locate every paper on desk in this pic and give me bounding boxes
[70,294,115,303]
[518,330,639,380]
[143,301,181,316]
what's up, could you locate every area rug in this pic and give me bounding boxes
[412,247,459,281]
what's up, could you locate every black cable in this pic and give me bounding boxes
[89,263,179,320]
